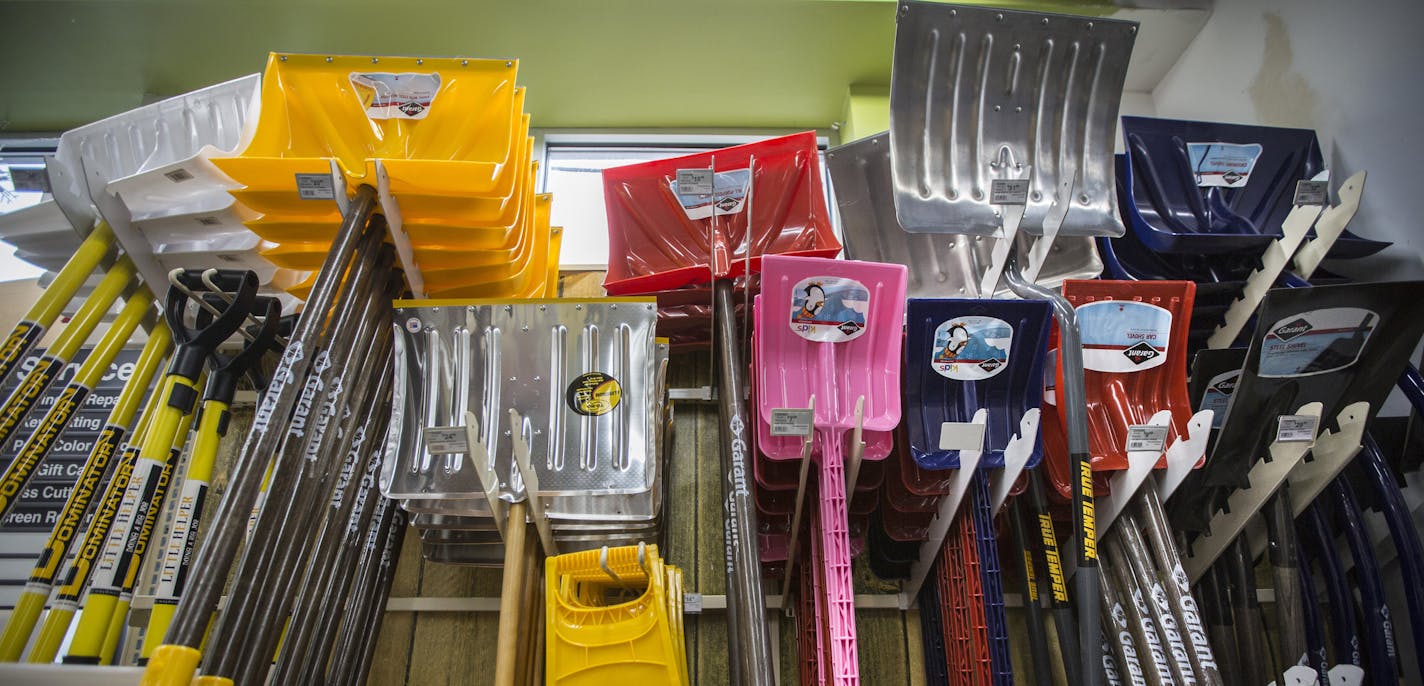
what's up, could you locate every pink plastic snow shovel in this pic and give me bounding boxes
[755,254,907,684]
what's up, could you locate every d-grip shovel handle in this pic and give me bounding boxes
[197,297,282,406]
[164,269,258,382]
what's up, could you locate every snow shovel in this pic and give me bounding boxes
[0,322,169,660]
[141,187,382,685]
[601,133,840,683]
[0,258,136,452]
[890,6,1140,681]
[1356,433,1424,678]
[214,53,526,298]
[0,222,115,385]
[904,298,1050,471]
[828,131,1103,299]
[756,254,907,684]
[0,282,154,522]
[1120,116,1388,258]
[140,294,282,662]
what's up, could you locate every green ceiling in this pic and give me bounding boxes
[0,0,1121,133]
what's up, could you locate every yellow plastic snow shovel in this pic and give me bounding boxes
[425,192,554,299]
[0,323,170,660]
[215,53,522,208]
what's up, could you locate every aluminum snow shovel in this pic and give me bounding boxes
[829,131,1103,298]
[889,5,1139,682]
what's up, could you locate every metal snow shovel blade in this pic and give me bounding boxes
[889,2,1135,240]
[383,298,657,507]
[904,298,1050,471]
[829,131,1102,298]
[758,254,907,684]
[601,131,840,295]
[1121,116,1389,258]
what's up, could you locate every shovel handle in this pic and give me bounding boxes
[495,501,530,686]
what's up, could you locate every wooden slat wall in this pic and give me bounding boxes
[355,273,1051,684]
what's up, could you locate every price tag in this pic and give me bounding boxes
[990,179,1029,205]
[770,408,813,437]
[1275,415,1319,443]
[939,421,986,452]
[1293,179,1329,206]
[1125,424,1169,453]
[295,173,336,200]
[423,426,469,454]
[9,167,50,193]
[683,592,703,614]
[676,168,714,195]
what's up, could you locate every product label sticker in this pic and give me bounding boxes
[990,179,1030,205]
[671,168,750,221]
[1187,142,1263,187]
[295,173,336,200]
[1077,300,1173,373]
[1275,415,1319,443]
[1294,179,1330,206]
[1259,307,1376,378]
[789,276,869,343]
[349,72,441,120]
[770,408,814,437]
[423,426,468,454]
[683,592,703,614]
[930,316,1013,380]
[1125,424,1169,453]
[675,168,714,195]
[566,372,622,416]
[1200,369,1240,428]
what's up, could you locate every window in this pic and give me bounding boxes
[537,132,837,270]
[0,139,59,282]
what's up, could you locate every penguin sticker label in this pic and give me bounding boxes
[1259,308,1377,378]
[1077,300,1172,373]
[789,276,869,343]
[930,316,1013,380]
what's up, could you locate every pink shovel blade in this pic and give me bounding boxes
[755,254,906,686]
[755,255,909,437]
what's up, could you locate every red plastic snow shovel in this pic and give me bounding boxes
[600,132,842,684]
[602,132,840,295]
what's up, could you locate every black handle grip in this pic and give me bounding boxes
[165,269,259,380]
[205,298,283,405]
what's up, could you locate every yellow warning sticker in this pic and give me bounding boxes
[566,372,621,416]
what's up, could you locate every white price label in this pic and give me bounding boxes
[295,173,336,200]
[1294,180,1329,206]
[683,592,703,614]
[1275,415,1319,443]
[423,426,469,454]
[770,409,814,437]
[9,167,49,193]
[676,168,714,195]
[990,179,1030,205]
[939,421,986,452]
[1125,424,1169,453]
